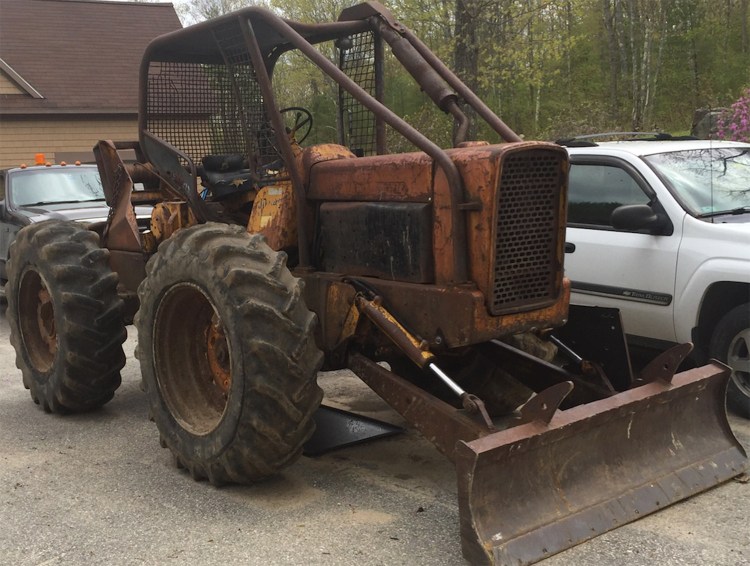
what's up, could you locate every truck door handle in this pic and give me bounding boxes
[564,242,576,253]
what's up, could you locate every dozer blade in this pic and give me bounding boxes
[456,361,748,565]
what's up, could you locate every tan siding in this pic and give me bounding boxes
[0,118,138,168]
[0,71,25,95]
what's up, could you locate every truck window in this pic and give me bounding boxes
[568,164,650,227]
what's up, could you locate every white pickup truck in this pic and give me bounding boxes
[563,137,750,418]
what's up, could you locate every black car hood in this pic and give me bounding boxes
[18,202,111,223]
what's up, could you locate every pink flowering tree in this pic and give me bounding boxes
[716,87,750,142]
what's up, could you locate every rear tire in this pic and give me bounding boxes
[6,221,126,413]
[135,223,323,485]
[709,304,750,419]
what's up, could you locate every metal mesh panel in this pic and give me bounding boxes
[491,150,563,314]
[145,21,276,176]
[339,31,376,156]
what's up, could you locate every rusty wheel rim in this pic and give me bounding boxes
[18,269,57,373]
[206,313,231,395]
[153,283,231,436]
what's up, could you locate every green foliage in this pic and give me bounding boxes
[179,0,750,143]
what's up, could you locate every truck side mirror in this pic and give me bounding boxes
[610,204,671,235]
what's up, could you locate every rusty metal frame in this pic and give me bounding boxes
[248,9,470,282]
[348,352,489,460]
[137,4,478,282]
[239,19,313,269]
[133,2,543,282]
[139,131,211,223]
[456,361,747,565]
[402,28,522,143]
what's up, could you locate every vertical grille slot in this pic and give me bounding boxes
[491,150,563,314]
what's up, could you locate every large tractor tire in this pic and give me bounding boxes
[6,221,126,413]
[135,223,323,485]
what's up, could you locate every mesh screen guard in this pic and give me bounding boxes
[491,149,564,314]
[144,23,381,174]
[338,31,378,156]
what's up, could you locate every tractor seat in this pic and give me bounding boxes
[200,154,255,200]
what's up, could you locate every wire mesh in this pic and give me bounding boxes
[145,20,277,178]
[339,31,377,156]
[145,23,382,172]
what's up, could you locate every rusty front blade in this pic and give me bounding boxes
[456,362,748,565]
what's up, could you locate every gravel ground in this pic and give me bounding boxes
[1,301,748,565]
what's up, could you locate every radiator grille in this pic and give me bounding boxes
[491,150,563,314]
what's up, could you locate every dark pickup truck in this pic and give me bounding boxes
[0,163,150,297]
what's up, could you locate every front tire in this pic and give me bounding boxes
[135,223,323,485]
[6,221,126,413]
[709,304,750,419]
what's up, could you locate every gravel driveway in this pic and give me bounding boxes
[1,301,748,565]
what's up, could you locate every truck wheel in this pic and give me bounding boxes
[709,304,750,419]
[135,223,323,485]
[6,221,126,413]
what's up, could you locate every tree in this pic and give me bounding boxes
[177,0,261,25]
[172,0,750,139]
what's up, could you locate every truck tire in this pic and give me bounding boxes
[135,223,323,485]
[6,221,126,413]
[709,304,750,419]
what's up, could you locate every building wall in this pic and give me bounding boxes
[0,72,25,95]
[0,117,138,169]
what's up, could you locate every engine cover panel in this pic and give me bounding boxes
[317,202,434,283]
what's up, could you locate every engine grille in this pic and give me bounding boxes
[491,149,563,315]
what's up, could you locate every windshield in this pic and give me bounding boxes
[10,168,104,207]
[643,147,750,217]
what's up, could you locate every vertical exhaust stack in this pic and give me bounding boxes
[455,362,747,565]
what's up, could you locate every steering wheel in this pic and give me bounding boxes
[280,106,313,145]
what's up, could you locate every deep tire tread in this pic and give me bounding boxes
[137,223,323,485]
[6,221,126,413]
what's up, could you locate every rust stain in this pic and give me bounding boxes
[308,151,433,202]
[302,272,571,350]
[247,182,297,250]
[148,201,198,250]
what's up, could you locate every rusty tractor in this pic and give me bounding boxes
[5,3,747,564]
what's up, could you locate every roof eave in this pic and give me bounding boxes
[0,58,44,98]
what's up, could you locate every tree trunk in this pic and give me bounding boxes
[741,0,749,54]
[454,0,480,140]
[602,0,620,122]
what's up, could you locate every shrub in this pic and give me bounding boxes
[716,87,750,142]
